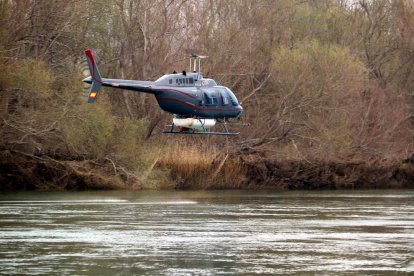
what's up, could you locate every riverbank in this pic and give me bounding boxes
[2,0,414,192]
[1,149,413,191]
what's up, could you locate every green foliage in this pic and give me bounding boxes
[0,0,413,190]
[8,60,53,100]
[0,0,10,52]
[0,62,10,90]
[112,117,149,170]
[272,40,367,98]
[270,40,369,156]
[62,103,114,157]
[288,3,358,47]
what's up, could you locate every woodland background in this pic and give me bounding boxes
[0,0,414,190]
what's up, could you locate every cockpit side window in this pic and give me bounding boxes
[220,88,230,105]
[203,89,218,106]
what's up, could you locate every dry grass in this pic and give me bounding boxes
[157,141,247,189]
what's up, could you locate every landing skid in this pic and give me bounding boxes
[163,130,239,136]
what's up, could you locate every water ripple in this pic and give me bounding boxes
[0,190,413,275]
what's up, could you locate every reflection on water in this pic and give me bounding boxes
[0,190,413,275]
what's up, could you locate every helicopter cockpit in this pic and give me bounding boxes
[202,87,239,106]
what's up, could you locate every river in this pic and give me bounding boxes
[0,190,413,275]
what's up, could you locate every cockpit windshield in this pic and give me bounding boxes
[224,87,239,106]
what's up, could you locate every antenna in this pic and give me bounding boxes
[189,54,208,72]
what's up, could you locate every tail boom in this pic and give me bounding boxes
[83,49,155,103]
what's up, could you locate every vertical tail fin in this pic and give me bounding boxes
[85,49,102,103]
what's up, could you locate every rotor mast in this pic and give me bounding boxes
[189,54,207,73]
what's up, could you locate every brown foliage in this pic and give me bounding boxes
[0,0,413,190]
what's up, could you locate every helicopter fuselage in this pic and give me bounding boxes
[83,72,243,119]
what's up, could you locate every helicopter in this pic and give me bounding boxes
[83,49,243,135]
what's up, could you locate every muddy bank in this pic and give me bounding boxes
[241,157,414,190]
[0,149,413,191]
[0,150,139,191]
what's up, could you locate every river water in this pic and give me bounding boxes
[0,190,413,275]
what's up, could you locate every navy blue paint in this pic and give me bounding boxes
[82,49,243,120]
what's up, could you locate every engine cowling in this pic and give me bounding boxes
[173,118,216,131]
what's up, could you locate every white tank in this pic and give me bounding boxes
[173,118,216,131]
